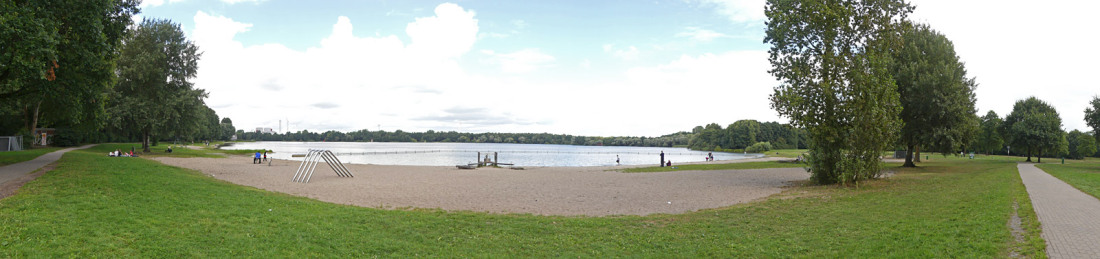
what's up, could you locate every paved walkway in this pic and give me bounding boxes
[0,144,95,185]
[1017,163,1100,259]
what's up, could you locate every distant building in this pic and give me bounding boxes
[255,127,276,134]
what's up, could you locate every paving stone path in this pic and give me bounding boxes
[1017,163,1100,259]
[0,145,95,185]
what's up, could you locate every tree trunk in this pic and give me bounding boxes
[29,101,41,145]
[1026,146,1032,162]
[1038,148,1042,163]
[903,144,916,167]
[914,145,921,162]
[23,104,30,134]
[142,130,151,153]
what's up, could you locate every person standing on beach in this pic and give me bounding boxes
[262,151,267,162]
[660,151,665,167]
[616,155,620,165]
[254,152,261,164]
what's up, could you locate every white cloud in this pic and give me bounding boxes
[191,4,494,134]
[511,19,528,29]
[481,49,556,73]
[477,19,527,40]
[909,0,1100,132]
[624,51,775,113]
[603,44,640,61]
[140,0,165,7]
[405,3,479,59]
[220,0,266,4]
[676,27,728,42]
[192,11,252,49]
[184,3,785,137]
[548,50,782,135]
[689,0,766,23]
[139,0,186,8]
[477,32,509,39]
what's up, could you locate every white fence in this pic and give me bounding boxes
[1,136,23,152]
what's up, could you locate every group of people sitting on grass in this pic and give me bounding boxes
[108,149,136,157]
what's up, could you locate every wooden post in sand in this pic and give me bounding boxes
[477,152,482,167]
[494,152,498,166]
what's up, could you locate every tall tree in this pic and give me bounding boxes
[976,111,1004,155]
[0,0,138,138]
[1055,132,1069,158]
[1066,130,1090,159]
[162,88,208,142]
[110,18,201,152]
[1003,97,1063,162]
[1086,96,1100,142]
[689,123,726,150]
[890,23,978,167]
[220,117,236,141]
[765,0,911,184]
[728,119,760,149]
[1076,132,1097,159]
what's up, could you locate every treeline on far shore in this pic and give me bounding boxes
[687,120,808,152]
[230,119,807,152]
[235,129,694,148]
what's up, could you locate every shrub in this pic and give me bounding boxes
[51,128,82,147]
[746,141,773,153]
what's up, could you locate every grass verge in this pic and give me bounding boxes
[766,149,807,158]
[0,147,62,167]
[1036,158,1100,200]
[622,161,806,173]
[93,143,269,158]
[0,148,1043,257]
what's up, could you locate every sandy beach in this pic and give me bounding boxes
[153,156,808,216]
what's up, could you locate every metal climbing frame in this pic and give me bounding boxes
[292,149,354,183]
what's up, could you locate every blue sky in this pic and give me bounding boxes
[145,0,766,75]
[136,0,1100,136]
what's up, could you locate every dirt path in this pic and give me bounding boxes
[0,144,95,199]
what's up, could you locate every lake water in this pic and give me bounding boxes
[221,142,763,167]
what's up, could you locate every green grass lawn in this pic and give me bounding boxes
[0,147,62,167]
[0,146,1044,257]
[94,143,269,158]
[764,149,900,159]
[622,160,905,173]
[1037,158,1100,200]
[766,149,807,158]
[622,161,806,173]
